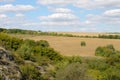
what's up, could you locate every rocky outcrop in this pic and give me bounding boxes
[0,48,22,80]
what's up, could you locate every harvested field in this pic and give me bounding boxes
[14,34,120,57]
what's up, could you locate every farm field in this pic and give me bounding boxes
[11,33,120,57]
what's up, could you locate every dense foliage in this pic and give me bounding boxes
[95,44,116,57]
[0,33,23,51]
[94,45,120,80]
[0,33,64,79]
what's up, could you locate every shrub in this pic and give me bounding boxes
[20,64,44,80]
[17,44,32,60]
[40,47,63,62]
[0,75,3,80]
[68,56,81,63]
[104,67,120,80]
[0,33,23,51]
[55,63,93,80]
[95,44,116,57]
[36,40,49,47]
[81,41,86,47]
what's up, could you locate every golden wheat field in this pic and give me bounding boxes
[12,33,120,57]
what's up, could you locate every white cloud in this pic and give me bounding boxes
[0,0,14,2]
[15,13,24,17]
[75,0,120,9]
[0,15,28,28]
[0,4,35,13]
[37,0,74,6]
[49,7,73,13]
[38,0,120,9]
[39,13,78,21]
[0,14,7,18]
[103,9,120,17]
[86,9,120,26]
[39,7,81,27]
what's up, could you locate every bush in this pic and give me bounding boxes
[0,33,23,51]
[16,39,63,62]
[20,64,44,80]
[55,63,93,80]
[95,44,116,57]
[40,47,63,62]
[68,56,81,63]
[87,59,110,71]
[0,75,3,80]
[36,40,49,47]
[81,41,86,47]
[104,67,120,80]
[16,44,33,60]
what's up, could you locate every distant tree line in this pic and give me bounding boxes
[98,34,120,39]
[1,28,120,39]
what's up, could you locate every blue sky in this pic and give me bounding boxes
[0,0,120,32]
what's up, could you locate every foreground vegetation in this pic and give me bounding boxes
[0,29,120,80]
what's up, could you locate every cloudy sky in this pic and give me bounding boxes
[0,0,120,32]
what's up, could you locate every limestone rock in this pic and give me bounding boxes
[0,48,22,80]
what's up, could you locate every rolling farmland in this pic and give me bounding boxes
[12,33,120,57]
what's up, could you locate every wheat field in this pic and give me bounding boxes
[17,34,120,57]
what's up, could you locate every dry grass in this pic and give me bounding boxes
[13,34,120,57]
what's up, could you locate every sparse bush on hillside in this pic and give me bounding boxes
[56,63,94,80]
[95,44,116,57]
[87,59,110,71]
[0,33,23,51]
[20,64,44,80]
[17,40,63,62]
[95,44,120,66]
[104,66,120,80]
[68,56,82,63]
[17,43,33,60]
[36,40,49,47]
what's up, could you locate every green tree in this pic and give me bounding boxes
[81,41,86,47]
[95,44,116,57]
[36,40,49,47]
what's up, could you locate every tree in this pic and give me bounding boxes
[36,40,49,47]
[95,44,116,57]
[81,41,86,47]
